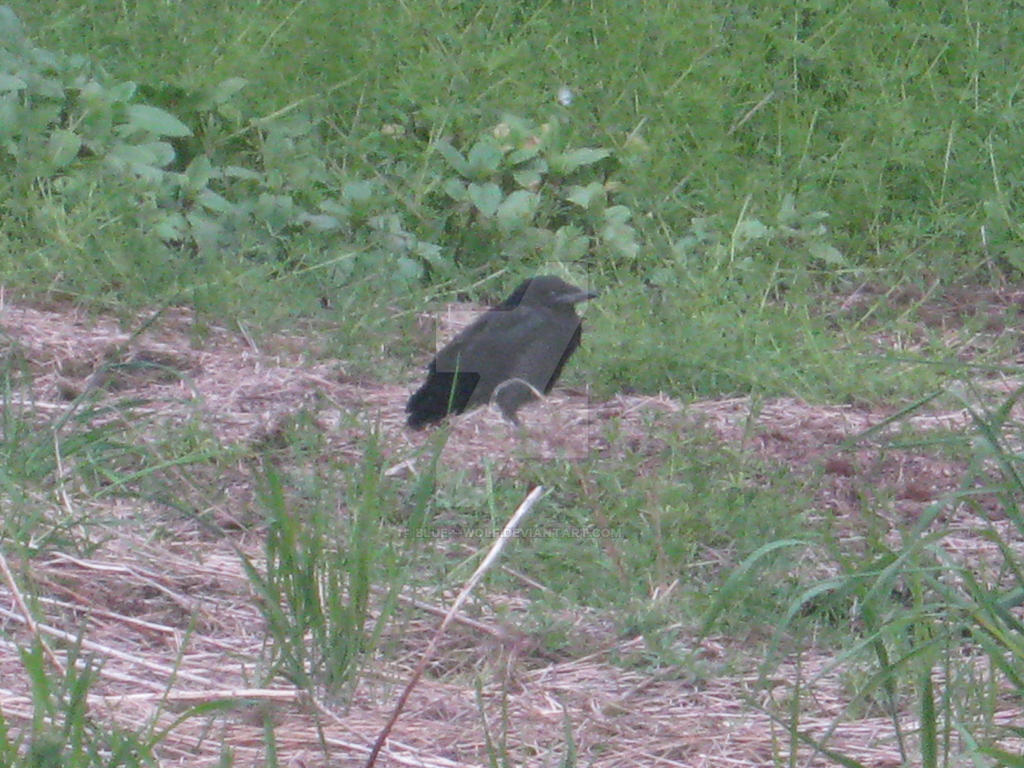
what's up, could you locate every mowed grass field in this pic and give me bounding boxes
[3,2,1024,765]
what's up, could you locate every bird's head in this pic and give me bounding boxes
[503,275,597,309]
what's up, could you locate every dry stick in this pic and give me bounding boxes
[726,88,777,136]
[0,605,214,687]
[363,485,546,768]
[391,591,518,640]
[53,430,79,527]
[0,546,64,672]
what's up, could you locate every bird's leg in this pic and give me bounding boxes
[492,378,544,426]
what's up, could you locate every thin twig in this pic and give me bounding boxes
[727,89,778,136]
[0,605,213,687]
[363,485,546,768]
[0,547,64,671]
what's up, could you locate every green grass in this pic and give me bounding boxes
[6,0,1017,405]
[14,0,1024,277]
[419,422,811,618]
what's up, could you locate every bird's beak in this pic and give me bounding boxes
[559,289,598,304]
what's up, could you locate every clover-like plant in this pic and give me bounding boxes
[436,115,641,267]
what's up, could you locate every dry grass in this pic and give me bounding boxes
[1,298,1023,766]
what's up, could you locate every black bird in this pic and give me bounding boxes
[406,275,597,428]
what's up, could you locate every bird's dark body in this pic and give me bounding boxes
[406,276,595,428]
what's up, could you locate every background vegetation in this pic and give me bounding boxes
[6,0,1024,401]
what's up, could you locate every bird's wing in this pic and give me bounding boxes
[503,309,582,390]
[452,307,577,373]
[434,308,525,378]
[431,305,583,412]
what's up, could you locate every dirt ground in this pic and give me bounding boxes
[1,298,1022,766]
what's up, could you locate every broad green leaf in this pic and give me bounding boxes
[0,6,26,44]
[672,235,699,259]
[395,256,424,280]
[185,155,215,189]
[434,140,468,176]
[107,81,137,103]
[465,138,503,177]
[0,74,26,92]
[551,225,590,260]
[443,178,468,202]
[78,80,105,100]
[187,211,225,252]
[320,199,350,219]
[735,217,769,242]
[604,228,639,258]
[255,192,295,229]
[467,182,502,217]
[106,143,168,180]
[0,100,18,137]
[34,76,64,100]
[132,163,165,183]
[342,180,374,203]
[124,104,191,137]
[808,241,845,265]
[603,205,632,224]
[519,226,554,253]
[223,165,262,181]
[602,208,639,258]
[507,143,541,165]
[23,103,60,132]
[140,141,176,167]
[211,77,248,104]
[565,182,605,209]
[414,240,445,266]
[153,212,187,240]
[298,213,341,231]
[777,192,798,225]
[549,147,610,175]
[512,168,542,189]
[47,129,80,167]
[496,189,538,229]
[198,188,235,214]
[369,213,402,233]
[649,267,676,286]
[106,143,149,166]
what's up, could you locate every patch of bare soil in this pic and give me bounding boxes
[1,299,1022,766]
